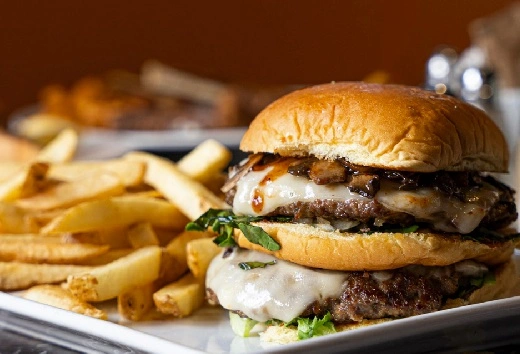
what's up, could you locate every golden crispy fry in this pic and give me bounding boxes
[0,162,23,181]
[153,273,205,317]
[153,228,178,247]
[24,285,107,320]
[165,231,213,270]
[155,231,213,288]
[176,139,232,184]
[0,233,66,242]
[16,172,125,210]
[24,208,66,229]
[156,249,186,289]
[202,172,227,199]
[0,202,40,233]
[67,227,131,249]
[187,238,221,280]
[127,222,159,248]
[0,138,233,323]
[118,282,155,321]
[35,128,78,163]
[94,226,131,249]
[0,262,92,290]
[121,190,162,199]
[124,152,228,220]
[76,248,133,266]
[65,246,161,302]
[0,162,49,202]
[0,236,109,264]
[41,196,189,234]
[0,129,79,201]
[16,114,77,145]
[48,160,145,187]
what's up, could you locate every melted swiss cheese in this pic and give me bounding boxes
[233,167,500,234]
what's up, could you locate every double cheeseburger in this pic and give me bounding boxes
[190,82,519,342]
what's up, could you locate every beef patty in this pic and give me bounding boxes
[207,262,486,323]
[224,154,518,231]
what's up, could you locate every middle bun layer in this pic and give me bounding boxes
[234,222,515,270]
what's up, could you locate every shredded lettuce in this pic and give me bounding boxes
[229,312,259,337]
[457,271,496,298]
[281,312,336,340]
[231,312,336,340]
[293,312,336,340]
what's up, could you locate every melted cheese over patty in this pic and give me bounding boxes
[233,166,500,234]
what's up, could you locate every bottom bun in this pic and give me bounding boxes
[257,258,520,344]
[235,222,515,270]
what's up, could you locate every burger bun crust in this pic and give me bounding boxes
[240,82,508,172]
[234,222,515,270]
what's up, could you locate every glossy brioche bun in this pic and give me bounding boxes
[259,259,520,344]
[234,222,515,270]
[240,82,508,172]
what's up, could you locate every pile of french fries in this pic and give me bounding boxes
[0,128,231,321]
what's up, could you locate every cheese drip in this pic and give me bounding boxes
[233,167,365,216]
[206,248,346,322]
[206,249,489,323]
[233,167,500,234]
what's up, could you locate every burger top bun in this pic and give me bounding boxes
[234,222,515,270]
[240,82,508,172]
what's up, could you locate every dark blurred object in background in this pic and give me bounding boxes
[470,2,520,89]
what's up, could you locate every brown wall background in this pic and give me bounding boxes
[0,1,514,125]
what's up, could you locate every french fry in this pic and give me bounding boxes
[65,246,161,302]
[153,273,205,317]
[0,237,109,264]
[187,238,221,280]
[15,113,76,145]
[125,152,229,220]
[35,128,78,163]
[67,227,131,249]
[41,196,189,234]
[127,222,159,248]
[76,248,133,266]
[0,138,234,324]
[0,233,67,243]
[153,228,178,247]
[118,282,155,321]
[156,231,213,287]
[176,139,232,184]
[0,129,78,201]
[0,202,39,233]
[48,160,145,187]
[165,231,213,270]
[0,262,92,290]
[122,190,162,199]
[24,208,66,229]
[156,249,186,288]
[16,172,125,210]
[0,161,23,181]
[0,162,49,201]
[24,285,107,320]
[94,226,131,249]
